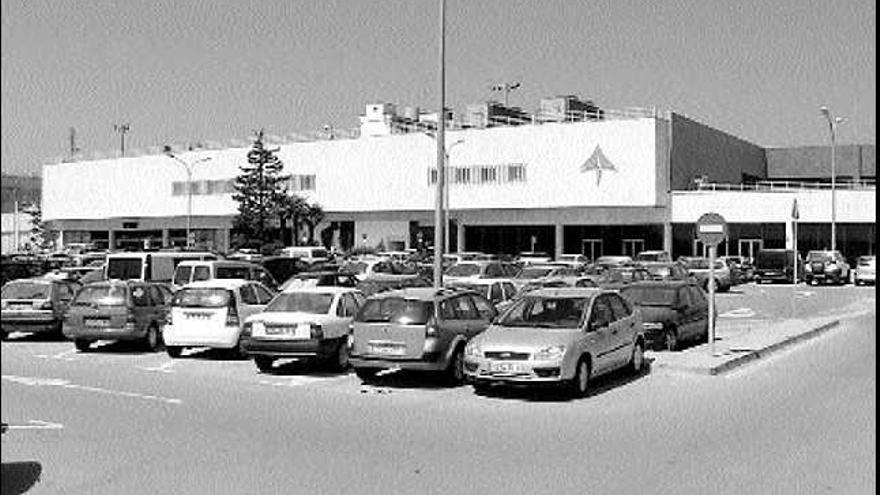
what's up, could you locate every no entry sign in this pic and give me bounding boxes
[696,212,727,246]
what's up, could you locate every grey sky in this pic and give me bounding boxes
[1,0,875,176]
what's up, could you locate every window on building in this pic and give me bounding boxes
[172,182,186,196]
[506,163,526,182]
[289,175,317,191]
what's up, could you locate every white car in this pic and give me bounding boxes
[853,256,876,286]
[242,287,367,372]
[163,280,275,358]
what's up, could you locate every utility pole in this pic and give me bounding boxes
[433,0,446,288]
[113,123,130,157]
[68,127,81,159]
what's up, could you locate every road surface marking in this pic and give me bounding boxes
[258,375,349,387]
[796,290,815,297]
[5,420,64,430]
[719,308,756,318]
[138,361,175,374]
[1,374,182,405]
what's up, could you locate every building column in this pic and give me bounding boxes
[161,229,170,248]
[555,223,564,259]
[457,222,465,253]
[220,228,231,254]
[663,222,673,256]
[785,219,794,250]
[56,230,64,251]
[108,230,116,251]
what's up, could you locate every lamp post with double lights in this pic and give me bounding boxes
[819,106,845,251]
[164,147,212,249]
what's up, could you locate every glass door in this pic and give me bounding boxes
[622,239,645,257]
[581,239,603,262]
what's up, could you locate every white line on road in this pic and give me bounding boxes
[138,361,176,374]
[5,420,64,430]
[719,308,756,318]
[258,375,350,388]
[1,374,183,405]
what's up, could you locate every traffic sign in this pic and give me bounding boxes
[696,212,727,246]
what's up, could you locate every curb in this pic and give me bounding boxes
[707,319,841,375]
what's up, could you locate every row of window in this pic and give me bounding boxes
[427,163,527,186]
[170,174,318,197]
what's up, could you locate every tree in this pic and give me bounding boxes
[278,193,308,246]
[22,203,56,252]
[303,202,326,245]
[231,130,290,249]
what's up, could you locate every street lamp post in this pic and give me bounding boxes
[433,0,446,288]
[164,148,212,249]
[819,106,845,251]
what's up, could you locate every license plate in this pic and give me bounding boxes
[85,318,109,328]
[490,362,526,373]
[368,343,406,356]
[185,312,211,320]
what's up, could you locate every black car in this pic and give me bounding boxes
[260,256,314,285]
[754,249,801,284]
[620,281,711,351]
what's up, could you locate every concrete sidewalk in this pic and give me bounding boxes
[649,309,869,375]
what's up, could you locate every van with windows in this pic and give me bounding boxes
[278,246,329,264]
[105,251,217,283]
[172,260,278,291]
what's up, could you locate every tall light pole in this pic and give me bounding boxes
[819,106,845,251]
[164,147,212,249]
[433,0,446,288]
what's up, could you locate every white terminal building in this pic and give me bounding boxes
[41,96,876,260]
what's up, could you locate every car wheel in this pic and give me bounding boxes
[472,381,493,395]
[0,330,7,341]
[445,347,465,386]
[166,346,183,358]
[143,325,160,352]
[355,367,380,383]
[229,339,249,360]
[254,356,275,373]
[74,339,92,352]
[328,338,350,372]
[629,340,645,375]
[663,328,679,351]
[568,358,591,398]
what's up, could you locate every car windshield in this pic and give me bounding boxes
[265,292,334,314]
[72,285,127,306]
[682,258,709,269]
[807,252,833,262]
[757,252,790,269]
[173,266,192,286]
[449,283,490,299]
[858,257,875,266]
[1,281,51,300]
[172,288,232,308]
[355,297,432,324]
[497,296,589,329]
[621,287,678,306]
[445,264,481,277]
[216,266,251,279]
[602,270,639,282]
[516,267,554,279]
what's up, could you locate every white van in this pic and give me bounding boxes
[105,251,217,283]
[278,246,329,264]
[172,260,278,291]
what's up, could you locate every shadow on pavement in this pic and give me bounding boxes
[1,461,42,495]
[2,332,67,343]
[357,370,457,390]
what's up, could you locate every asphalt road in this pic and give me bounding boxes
[1,285,875,494]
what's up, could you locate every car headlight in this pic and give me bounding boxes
[642,322,664,330]
[533,345,566,361]
[465,343,482,358]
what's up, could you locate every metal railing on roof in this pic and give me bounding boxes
[691,180,876,192]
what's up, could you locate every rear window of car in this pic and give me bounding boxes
[173,265,192,286]
[265,292,333,314]
[445,264,481,277]
[72,285,128,306]
[516,267,554,279]
[215,266,251,280]
[858,257,875,266]
[807,252,833,262]
[172,288,232,308]
[106,258,142,280]
[355,297,432,324]
[621,286,678,306]
[1,281,52,300]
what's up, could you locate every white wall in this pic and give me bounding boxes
[671,189,876,223]
[43,118,665,221]
[1,212,34,253]
[354,220,410,250]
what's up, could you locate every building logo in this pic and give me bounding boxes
[580,145,617,185]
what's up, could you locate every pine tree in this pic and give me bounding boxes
[231,130,289,250]
[22,203,55,252]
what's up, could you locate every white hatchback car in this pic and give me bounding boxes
[242,286,367,372]
[163,279,275,358]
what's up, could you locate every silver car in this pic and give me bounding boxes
[464,288,645,397]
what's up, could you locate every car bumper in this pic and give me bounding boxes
[1,315,61,334]
[163,325,239,349]
[243,337,339,359]
[463,357,570,384]
[350,354,448,372]
[62,325,145,341]
[855,273,876,283]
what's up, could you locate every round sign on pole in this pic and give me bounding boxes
[696,212,728,246]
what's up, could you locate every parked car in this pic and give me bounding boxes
[278,246,330,264]
[634,250,672,263]
[280,271,360,291]
[444,278,519,311]
[515,251,554,265]
[350,287,498,385]
[718,255,754,284]
[340,258,419,282]
[753,249,801,284]
[355,275,432,297]
[163,280,275,358]
[1,278,81,340]
[443,261,520,284]
[511,264,578,291]
[554,254,590,271]
[260,256,314,285]
[804,250,851,285]
[242,287,367,372]
[171,260,279,291]
[592,256,634,272]
[463,288,645,397]
[852,255,876,286]
[596,266,652,290]
[0,259,46,286]
[678,257,732,292]
[621,281,710,351]
[638,261,691,281]
[63,280,172,352]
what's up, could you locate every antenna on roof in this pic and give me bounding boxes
[490,81,521,106]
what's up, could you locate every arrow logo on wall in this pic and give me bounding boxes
[580,145,618,186]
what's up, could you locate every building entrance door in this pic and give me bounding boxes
[738,238,763,262]
[581,239,603,262]
[622,239,645,257]
[693,239,708,257]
